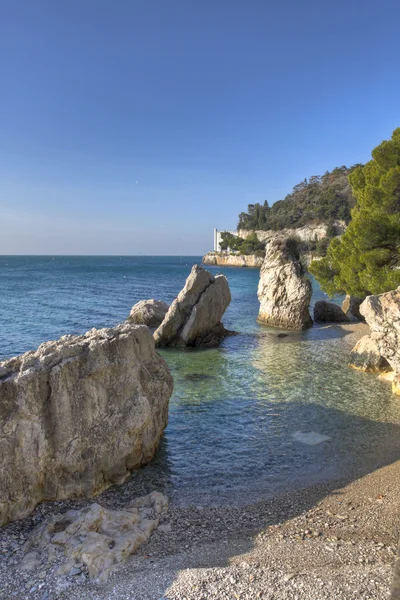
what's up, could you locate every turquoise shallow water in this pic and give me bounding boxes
[1,255,400,505]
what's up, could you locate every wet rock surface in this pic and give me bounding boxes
[0,324,173,525]
[154,265,231,348]
[314,300,350,323]
[257,237,312,330]
[349,335,391,372]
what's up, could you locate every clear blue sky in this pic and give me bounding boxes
[1,0,399,255]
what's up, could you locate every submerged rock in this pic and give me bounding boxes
[154,264,232,347]
[349,335,390,372]
[360,288,400,393]
[24,492,168,583]
[0,324,173,525]
[128,299,169,328]
[257,237,313,330]
[314,300,350,323]
[342,295,365,321]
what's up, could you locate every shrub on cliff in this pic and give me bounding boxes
[238,166,360,231]
[220,231,265,256]
[309,128,400,296]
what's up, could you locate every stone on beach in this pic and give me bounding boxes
[342,295,366,322]
[359,287,400,394]
[349,334,390,373]
[257,237,313,330]
[0,324,173,525]
[313,300,350,323]
[128,299,169,328]
[23,491,168,583]
[154,264,232,347]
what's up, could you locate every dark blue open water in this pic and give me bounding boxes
[1,255,400,505]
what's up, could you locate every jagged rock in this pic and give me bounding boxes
[24,492,168,583]
[360,288,400,371]
[314,300,350,323]
[342,295,365,321]
[360,287,400,395]
[154,265,231,347]
[360,288,400,394]
[128,299,169,328]
[257,237,313,330]
[349,335,390,372]
[0,324,173,525]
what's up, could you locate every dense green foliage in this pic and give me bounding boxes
[219,232,265,256]
[220,230,331,259]
[238,166,360,231]
[309,128,400,296]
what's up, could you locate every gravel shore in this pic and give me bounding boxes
[1,321,398,599]
[1,456,399,600]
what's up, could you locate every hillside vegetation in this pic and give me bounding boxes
[310,128,400,296]
[238,165,362,231]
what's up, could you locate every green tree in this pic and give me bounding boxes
[309,128,400,296]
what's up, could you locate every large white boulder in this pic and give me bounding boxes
[154,265,231,347]
[360,287,400,394]
[0,324,173,525]
[257,238,313,330]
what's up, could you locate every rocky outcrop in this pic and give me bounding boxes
[154,265,231,347]
[349,335,391,372]
[257,237,313,330]
[202,253,263,268]
[23,492,168,583]
[128,299,169,328]
[314,300,350,323]
[360,288,400,370]
[342,295,365,321]
[359,288,400,394]
[237,221,346,245]
[0,324,173,525]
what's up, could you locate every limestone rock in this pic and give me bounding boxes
[24,492,168,583]
[314,300,350,323]
[0,324,173,525]
[360,288,400,371]
[360,288,400,394]
[349,335,390,372]
[154,265,231,347]
[128,299,169,328]
[342,295,365,321]
[202,253,263,268]
[257,237,313,330]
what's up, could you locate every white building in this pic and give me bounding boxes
[213,228,238,252]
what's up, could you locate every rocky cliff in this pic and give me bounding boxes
[257,237,313,330]
[238,220,346,245]
[202,253,263,268]
[0,324,173,525]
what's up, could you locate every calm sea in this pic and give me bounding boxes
[1,255,400,505]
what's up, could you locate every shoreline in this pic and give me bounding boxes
[0,321,398,599]
[1,458,398,599]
